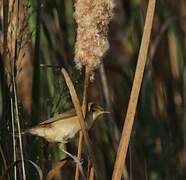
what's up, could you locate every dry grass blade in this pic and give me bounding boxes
[12,64,26,180]
[75,132,84,180]
[112,0,156,179]
[27,160,43,180]
[89,166,94,180]
[12,14,27,180]
[47,158,69,180]
[0,145,9,180]
[149,16,186,61]
[61,68,97,177]
[10,98,17,179]
[0,159,43,180]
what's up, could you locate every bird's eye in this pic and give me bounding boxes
[88,102,94,112]
[91,108,95,113]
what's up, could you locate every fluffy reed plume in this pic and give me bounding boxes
[74,0,114,71]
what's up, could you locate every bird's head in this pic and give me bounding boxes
[87,102,109,127]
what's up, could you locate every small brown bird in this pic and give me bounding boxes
[23,103,109,160]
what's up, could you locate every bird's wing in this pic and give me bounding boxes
[39,109,76,125]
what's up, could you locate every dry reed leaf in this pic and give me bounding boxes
[177,0,186,45]
[0,159,43,180]
[155,80,167,116]
[112,0,156,179]
[61,68,90,147]
[89,166,95,180]
[168,30,179,79]
[61,68,98,177]
[47,158,69,180]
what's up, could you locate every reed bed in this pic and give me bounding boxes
[0,0,185,179]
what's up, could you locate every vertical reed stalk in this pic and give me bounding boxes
[12,65,26,180]
[89,166,95,180]
[12,0,26,179]
[10,98,17,180]
[112,0,156,179]
[61,68,98,177]
[75,67,90,180]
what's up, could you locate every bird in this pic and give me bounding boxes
[22,102,109,164]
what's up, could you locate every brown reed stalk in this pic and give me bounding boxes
[73,0,114,178]
[75,67,90,180]
[47,159,69,180]
[61,68,98,178]
[10,0,27,179]
[89,166,95,180]
[111,0,156,179]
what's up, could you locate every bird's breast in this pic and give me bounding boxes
[28,116,81,144]
[51,117,81,143]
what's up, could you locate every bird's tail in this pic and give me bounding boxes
[10,129,30,136]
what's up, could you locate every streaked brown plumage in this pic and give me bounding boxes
[25,103,109,148]
[21,103,109,178]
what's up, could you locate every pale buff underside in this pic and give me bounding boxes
[29,116,80,144]
[27,108,108,146]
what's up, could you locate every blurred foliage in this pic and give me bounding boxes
[0,0,185,179]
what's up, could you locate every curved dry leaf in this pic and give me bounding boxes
[61,68,97,178]
[47,158,69,180]
[0,159,43,180]
[27,160,43,180]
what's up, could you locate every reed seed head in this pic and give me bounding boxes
[74,0,114,71]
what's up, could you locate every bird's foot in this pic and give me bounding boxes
[61,149,82,166]
[68,154,85,179]
[60,148,86,179]
[71,155,81,164]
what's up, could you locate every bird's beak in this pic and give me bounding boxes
[104,111,110,114]
[100,111,110,115]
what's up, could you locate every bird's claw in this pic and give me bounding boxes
[71,155,82,165]
[73,156,86,179]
